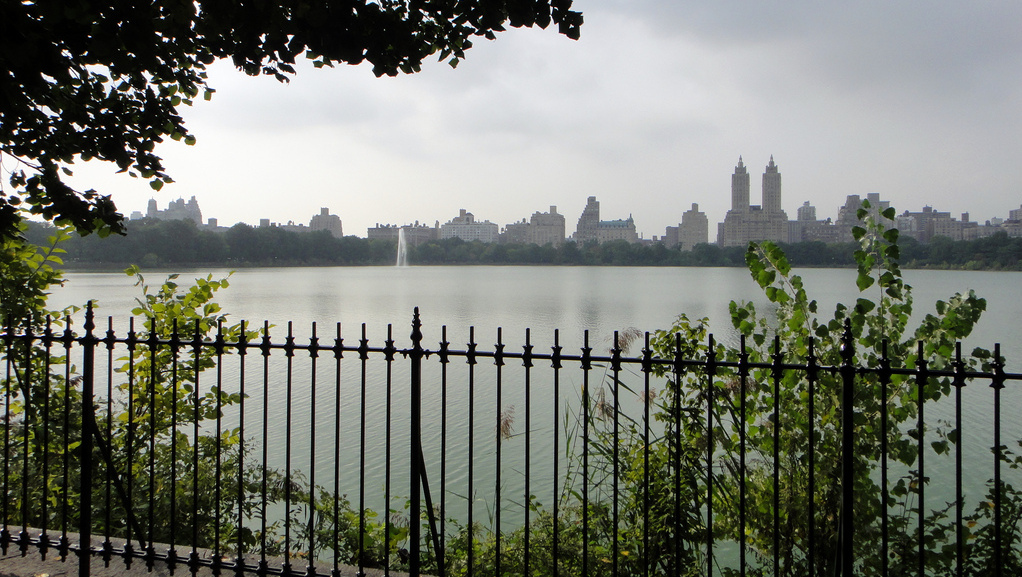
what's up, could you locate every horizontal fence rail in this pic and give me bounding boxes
[2,304,1022,576]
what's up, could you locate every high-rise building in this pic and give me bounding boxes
[507,206,566,246]
[573,196,638,244]
[789,201,839,243]
[596,217,638,244]
[897,205,950,243]
[762,156,781,214]
[141,196,202,224]
[441,209,499,243]
[310,207,343,238]
[501,220,529,244]
[574,196,601,244]
[932,212,979,241]
[836,193,894,241]
[679,203,708,250]
[663,226,680,248]
[731,156,750,213]
[529,206,565,247]
[1009,205,1022,221]
[797,201,816,222]
[718,157,788,247]
[367,221,439,245]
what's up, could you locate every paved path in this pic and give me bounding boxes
[1,531,408,577]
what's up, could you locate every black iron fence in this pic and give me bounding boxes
[2,304,1022,576]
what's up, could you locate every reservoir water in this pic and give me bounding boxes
[49,265,1022,361]
[46,265,1022,548]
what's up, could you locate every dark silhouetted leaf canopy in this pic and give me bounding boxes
[0,0,582,238]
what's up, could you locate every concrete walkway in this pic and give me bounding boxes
[1,531,408,577]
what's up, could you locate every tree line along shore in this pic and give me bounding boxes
[27,219,1022,271]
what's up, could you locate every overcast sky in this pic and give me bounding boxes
[72,1,1022,239]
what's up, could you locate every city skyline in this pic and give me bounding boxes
[139,176,1022,246]
[66,3,1021,238]
[118,152,1022,242]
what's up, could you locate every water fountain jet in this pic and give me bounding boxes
[396,227,409,267]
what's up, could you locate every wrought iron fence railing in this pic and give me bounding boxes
[2,304,1021,576]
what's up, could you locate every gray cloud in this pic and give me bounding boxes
[614,1,1022,97]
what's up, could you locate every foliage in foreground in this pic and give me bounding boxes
[0,226,399,566]
[579,203,1021,575]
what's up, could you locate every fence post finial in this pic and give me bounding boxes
[411,306,422,347]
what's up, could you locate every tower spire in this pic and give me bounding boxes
[731,155,750,212]
[762,155,781,213]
